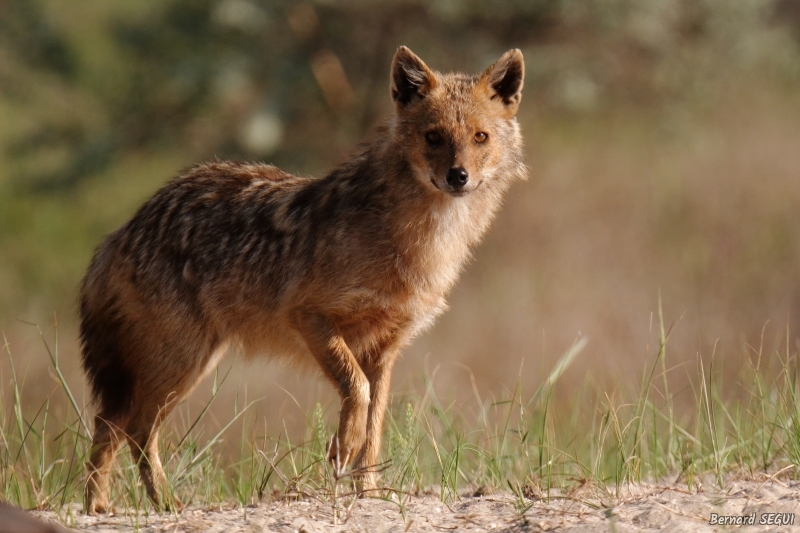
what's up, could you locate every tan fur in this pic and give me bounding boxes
[80,46,526,513]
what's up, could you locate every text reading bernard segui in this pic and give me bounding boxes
[709,512,795,526]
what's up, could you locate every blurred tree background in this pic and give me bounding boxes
[2,0,800,426]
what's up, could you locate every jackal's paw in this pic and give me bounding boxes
[327,434,364,478]
[145,491,184,514]
[160,495,185,513]
[84,498,111,515]
[356,472,380,497]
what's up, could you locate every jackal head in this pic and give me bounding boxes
[390,46,525,197]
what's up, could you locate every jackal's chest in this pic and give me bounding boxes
[395,199,484,295]
[331,284,448,357]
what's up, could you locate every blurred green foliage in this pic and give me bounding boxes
[1,0,799,338]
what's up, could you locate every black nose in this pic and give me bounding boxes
[445,167,469,189]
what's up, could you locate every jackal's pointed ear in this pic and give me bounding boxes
[391,46,437,107]
[480,49,524,116]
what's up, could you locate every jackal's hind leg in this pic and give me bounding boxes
[85,414,125,514]
[125,403,183,512]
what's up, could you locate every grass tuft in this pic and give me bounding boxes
[2,320,800,527]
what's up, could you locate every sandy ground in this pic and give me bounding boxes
[32,480,800,532]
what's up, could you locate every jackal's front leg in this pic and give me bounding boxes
[355,355,397,493]
[291,312,370,476]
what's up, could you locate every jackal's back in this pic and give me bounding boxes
[80,162,309,410]
[100,163,307,294]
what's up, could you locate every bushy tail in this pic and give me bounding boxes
[79,245,135,419]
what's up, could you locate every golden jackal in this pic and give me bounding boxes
[80,46,526,513]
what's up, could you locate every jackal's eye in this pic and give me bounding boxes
[425,131,441,145]
[474,131,488,143]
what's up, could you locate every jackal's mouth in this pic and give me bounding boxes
[430,177,482,197]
